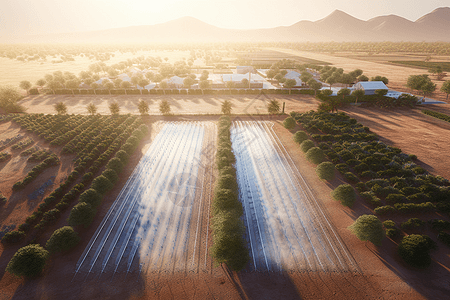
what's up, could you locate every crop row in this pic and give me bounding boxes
[291,111,450,216]
[1,115,146,245]
[210,116,249,271]
[422,109,450,123]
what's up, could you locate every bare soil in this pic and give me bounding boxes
[17,94,319,115]
[0,96,449,299]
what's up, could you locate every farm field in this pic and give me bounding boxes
[0,112,448,299]
[272,48,450,103]
[73,121,216,280]
[232,121,357,272]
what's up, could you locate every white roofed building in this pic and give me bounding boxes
[352,81,388,95]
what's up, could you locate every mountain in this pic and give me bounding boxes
[3,7,450,43]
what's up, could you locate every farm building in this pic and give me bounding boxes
[352,81,388,95]
[284,71,303,87]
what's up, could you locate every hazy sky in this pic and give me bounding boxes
[1,0,449,36]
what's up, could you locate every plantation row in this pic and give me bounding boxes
[288,111,450,268]
[1,114,147,245]
[33,88,316,96]
[421,109,450,123]
[210,116,249,271]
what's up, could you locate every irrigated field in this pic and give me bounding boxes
[232,121,358,272]
[73,122,216,280]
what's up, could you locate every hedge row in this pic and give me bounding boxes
[422,109,450,123]
[12,153,59,190]
[210,116,249,271]
[41,88,316,96]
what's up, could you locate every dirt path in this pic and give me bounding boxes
[17,94,319,115]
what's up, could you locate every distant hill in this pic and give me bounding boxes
[3,7,450,43]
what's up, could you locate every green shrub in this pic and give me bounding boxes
[106,157,123,174]
[438,231,450,247]
[300,140,315,153]
[78,188,102,208]
[283,117,296,129]
[398,234,436,268]
[293,131,309,144]
[45,226,80,253]
[335,163,349,173]
[115,150,129,165]
[1,230,26,245]
[360,191,382,207]
[212,189,242,217]
[305,147,325,164]
[355,182,367,193]
[215,174,238,194]
[102,168,119,185]
[374,205,396,215]
[68,202,96,228]
[331,184,356,207]
[6,244,49,277]
[349,214,385,246]
[401,218,425,230]
[315,162,335,181]
[386,194,407,204]
[343,172,359,183]
[91,175,113,195]
[430,219,450,231]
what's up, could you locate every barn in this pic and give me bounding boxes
[352,81,388,95]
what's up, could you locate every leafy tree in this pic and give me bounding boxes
[305,147,325,164]
[159,99,171,115]
[0,85,25,113]
[109,102,120,115]
[113,78,123,89]
[352,89,365,104]
[316,162,335,181]
[349,69,363,79]
[137,99,149,115]
[331,184,356,207]
[337,88,351,100]
[226,81,235,90]
[103,80,114,95]
[349,215,385,246]
[241,78,249,88]
[326,74,339,89]
[106,157,124,174]
[283,116,296,129]
[357,75,369,82]
[183,76,195,88]
[68,202,96,228]
[375,89,388,97]
[65,79,79,95]
[398,234,436,268]
[78,188,102,207]
[441,80,450,100]
[36,78,46,89]
[267,99,280,114]
[54,102,67,115]
[102,169,119,185]
[406,74,436,95]
[45,226,80,253]
[159,80,169,94]
[86,103,97,115]
[221,99,232,115]
[300,139,315,153]
[371,76,389,85]
[19,81,32,94]
[429,65,445,80]
[199,80,210,93]
[284,79,297,94]
[47,80,61,94]
[321,89,333,97]
[91,175,113,195]
[120,81,132,94]
[308,79,322,96]
[293,131,309,144]
[138,78,149,92]
[6,244,49,278]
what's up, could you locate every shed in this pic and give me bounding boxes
[352,81,388,95]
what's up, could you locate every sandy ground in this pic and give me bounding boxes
[272,48,450,103]
[0,96,450,299]
[17,94,318,116]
